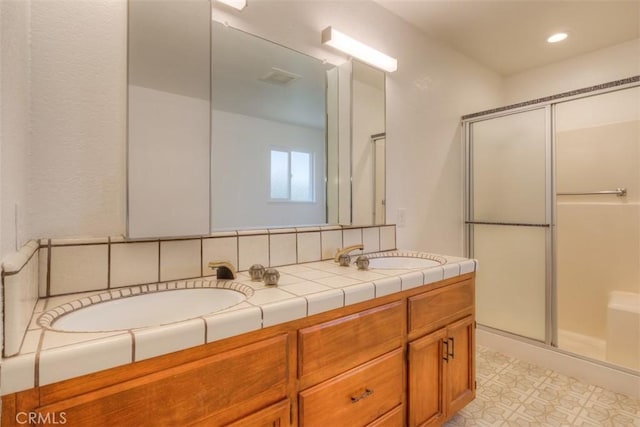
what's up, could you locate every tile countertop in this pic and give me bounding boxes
[0,250,477,395]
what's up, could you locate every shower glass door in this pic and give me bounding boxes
[467,107,551,342]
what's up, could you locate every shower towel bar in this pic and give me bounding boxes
[557,188,626,197]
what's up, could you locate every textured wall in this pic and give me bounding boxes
[28,0,127,241]
[0,0,31,260]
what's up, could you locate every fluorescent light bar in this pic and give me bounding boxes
[547,32,568,43]
[322,26,397,73]
[216,0,246,11]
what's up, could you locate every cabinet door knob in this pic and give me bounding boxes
[449,337,455,359]
[350,388,374,403]
[443,339,449,362]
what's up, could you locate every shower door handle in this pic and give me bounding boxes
[448,337,455,359]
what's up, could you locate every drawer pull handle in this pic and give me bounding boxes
[350,388,374,403]
[443,339,449,362]
[448,337,455,359]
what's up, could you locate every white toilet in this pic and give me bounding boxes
[606,291,640,370]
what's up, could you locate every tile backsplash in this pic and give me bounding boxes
[0,225,395,358]
[15,225,397,299]
[1,241,40,357]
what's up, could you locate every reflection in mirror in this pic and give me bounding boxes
[211,22,333,230]
[127,1,388,238]
[351,60,386,225]
[128,0,211,238]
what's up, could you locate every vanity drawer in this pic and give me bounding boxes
[34,334,289,427]
[298,349,403,427]
[409,279,474,336]
[367,404,404,427]
[298,301,403,385]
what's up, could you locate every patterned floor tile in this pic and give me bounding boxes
[444,346,640,427]
[516,395,579,425]
[588,387,640,416]
[576,401,640,426]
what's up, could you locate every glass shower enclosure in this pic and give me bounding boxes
[464,80,640,373]
[466,107,552,343]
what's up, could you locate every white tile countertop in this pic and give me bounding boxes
[0,250,476,395]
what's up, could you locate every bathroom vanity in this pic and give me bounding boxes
[1,270,475,426]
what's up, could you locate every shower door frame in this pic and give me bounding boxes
[463,77,640,354]
[464,104,555,346]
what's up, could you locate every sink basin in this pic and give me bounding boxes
[45,286,251,332]
[367,255,444,269]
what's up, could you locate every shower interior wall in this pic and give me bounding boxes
[555,86,640,370]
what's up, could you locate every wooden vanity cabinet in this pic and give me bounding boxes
[222,399,290,427]
[367,404,405,427]
[297,301,404,388]
[408,328,448,426]
[26,334,290,427]
[407,280,476,427]
[297,301,405,426]
[444,315,475,417]
[298,349,404,427]
[1,273,476,427]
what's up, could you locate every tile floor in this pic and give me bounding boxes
[446,346,640,426]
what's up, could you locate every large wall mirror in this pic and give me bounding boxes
[211,21,331,230]
[127,0,386,238]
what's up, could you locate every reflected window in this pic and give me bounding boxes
[270,149,314,202]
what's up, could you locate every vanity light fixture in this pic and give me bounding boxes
[321,26,397,72]
[216,0,246,11]
[547,32,568,43]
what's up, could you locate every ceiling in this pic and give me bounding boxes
[212,21,331,129]
[374,0,640,76]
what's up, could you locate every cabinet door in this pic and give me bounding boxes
[445,315,475,416]
[225,399,290,427]
[408,328,447,427]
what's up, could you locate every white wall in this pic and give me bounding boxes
[214,0,504,255]
[128,85,210,238]
[505,38,640,104]
[1,0,504,258]
[0,0,31,260]
[211,109,325,229]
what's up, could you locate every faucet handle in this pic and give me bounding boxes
[338,254,351,267]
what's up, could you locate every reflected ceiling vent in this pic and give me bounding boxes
[259,68,301,86]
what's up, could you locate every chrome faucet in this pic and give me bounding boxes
[208,261,237,280]
[334,244,364,263]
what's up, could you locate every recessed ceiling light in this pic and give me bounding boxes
[547,33,568,43]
